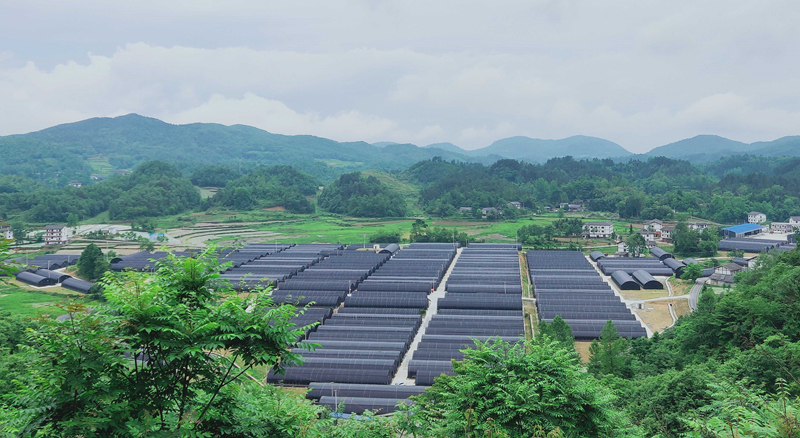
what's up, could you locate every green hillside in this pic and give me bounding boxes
[0,114,478,184]
[468,135,632,162]
[646,134,800,162]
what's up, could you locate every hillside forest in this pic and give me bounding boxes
[1,239,800,436]
[2,154,800,229]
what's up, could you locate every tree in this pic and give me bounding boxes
[538,315,575,350]
[67,213,79,227]
[588,321,629,378]
[625,233,647,257]
[3,248,315,435]
[682,262,703,282]
[0,239,16,280]
[10,221,25,243]
[77,243,107,281]
[138,237,156,251]
[410,338,626,437]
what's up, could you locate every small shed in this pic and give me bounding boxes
[15,272,55,287]
[379,244,400,255]
[632,270,663,289]
[611,271,640,290]
[663,257,686,276]
[35,269,71,283]
[649,247,673,261]
[731,257,749,267]
[589,251,606,262]
[62,278,95,294]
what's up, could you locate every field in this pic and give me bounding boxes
[87,156,116,178]
[0,284,72,317]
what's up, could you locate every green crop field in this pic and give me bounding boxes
[86,156,116,177]
[0,284,72,317]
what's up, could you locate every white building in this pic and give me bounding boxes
[771,222,795,233]
[507,201,522,209]
[643,219,663,232]
[44,224,72,245]
[687,222,710,231]
[748,211,767,224]
[789,216,800,227]
[1,227,12,240]
[637,229,657,245]
[661,226,674,242]
[583,221,614,238]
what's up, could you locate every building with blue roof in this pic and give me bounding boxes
[721,223,764,238]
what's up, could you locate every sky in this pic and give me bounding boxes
[1,0,799,153]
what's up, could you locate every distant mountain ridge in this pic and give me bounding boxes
[644,134,800,162]
[2,114,799,184]
[462,135,632,162]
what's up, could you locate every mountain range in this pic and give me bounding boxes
[2,114,799,183]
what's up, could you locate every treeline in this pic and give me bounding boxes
[204,165,318,214]
[404,155,800,223]
[0,161,201,223]
[317,172,406,218]
[582,247,800,436]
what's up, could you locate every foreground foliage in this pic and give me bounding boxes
[0,248,314,436]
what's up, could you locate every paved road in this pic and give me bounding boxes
[391,247,462,385]
[688,278,708,311]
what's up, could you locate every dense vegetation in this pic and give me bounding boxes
[0,160,201,223]
[318,172,407,218]
[2,238,800,436]
[206,165,318,213]
[404,156,800,223]
[0,114,478,187]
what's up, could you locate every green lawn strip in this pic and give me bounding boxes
[0,284,74,317]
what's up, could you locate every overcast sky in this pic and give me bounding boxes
[1,1,799,152]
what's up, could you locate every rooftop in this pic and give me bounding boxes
[722,223,763,234]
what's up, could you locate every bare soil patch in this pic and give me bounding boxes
[574,342,593,363]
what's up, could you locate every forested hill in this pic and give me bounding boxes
[0,114,479,184]
[465,135,633,162]
[644,134,800,162]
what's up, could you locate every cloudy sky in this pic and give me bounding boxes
[1,0,799,152]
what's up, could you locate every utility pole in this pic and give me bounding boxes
[361,233,369,249]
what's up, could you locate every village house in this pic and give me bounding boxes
[44,224,72,245]
[709,262,746,285]
[643,219,663,232]
[481,207,501,218]
[661,225,674,242]
[507,201,522,209]
[1,227,13,240]
[748,211,767,224]
[583,221,614,239]
[789,216,800,228]
[559,203,584,212]
[771,222,795,233]
[687,222,710,231]
[636,229,657,246]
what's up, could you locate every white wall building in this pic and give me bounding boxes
[643,219,663,232]
[44,224,72,245]
[687,222,710,231]
[789,216,800,227]
[748,211,767,224]
[1,227,12,240]
[583,221,614,238]
[637,229,657,245]
[771,222,795,233]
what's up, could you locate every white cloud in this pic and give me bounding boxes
[1,1,800,152]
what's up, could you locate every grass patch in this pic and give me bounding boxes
[0,284,72,317]
[87,156,116,177]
